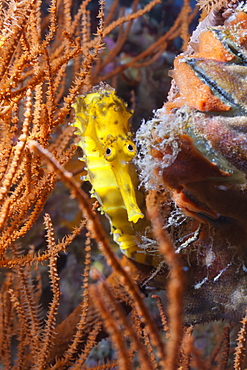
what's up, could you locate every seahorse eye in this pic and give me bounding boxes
[104,145,116,161]
[105,148,111,156]
[123,140,137,159]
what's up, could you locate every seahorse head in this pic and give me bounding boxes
[102,133,144,223]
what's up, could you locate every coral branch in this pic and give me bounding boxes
[148,208,184,370]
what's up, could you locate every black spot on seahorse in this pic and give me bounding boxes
[126,184,131,194]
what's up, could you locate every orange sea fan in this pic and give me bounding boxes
[2,0,247,369]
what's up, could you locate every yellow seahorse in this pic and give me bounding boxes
[72,84,161,266]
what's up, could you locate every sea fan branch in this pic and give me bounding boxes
[35,214,61,369]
